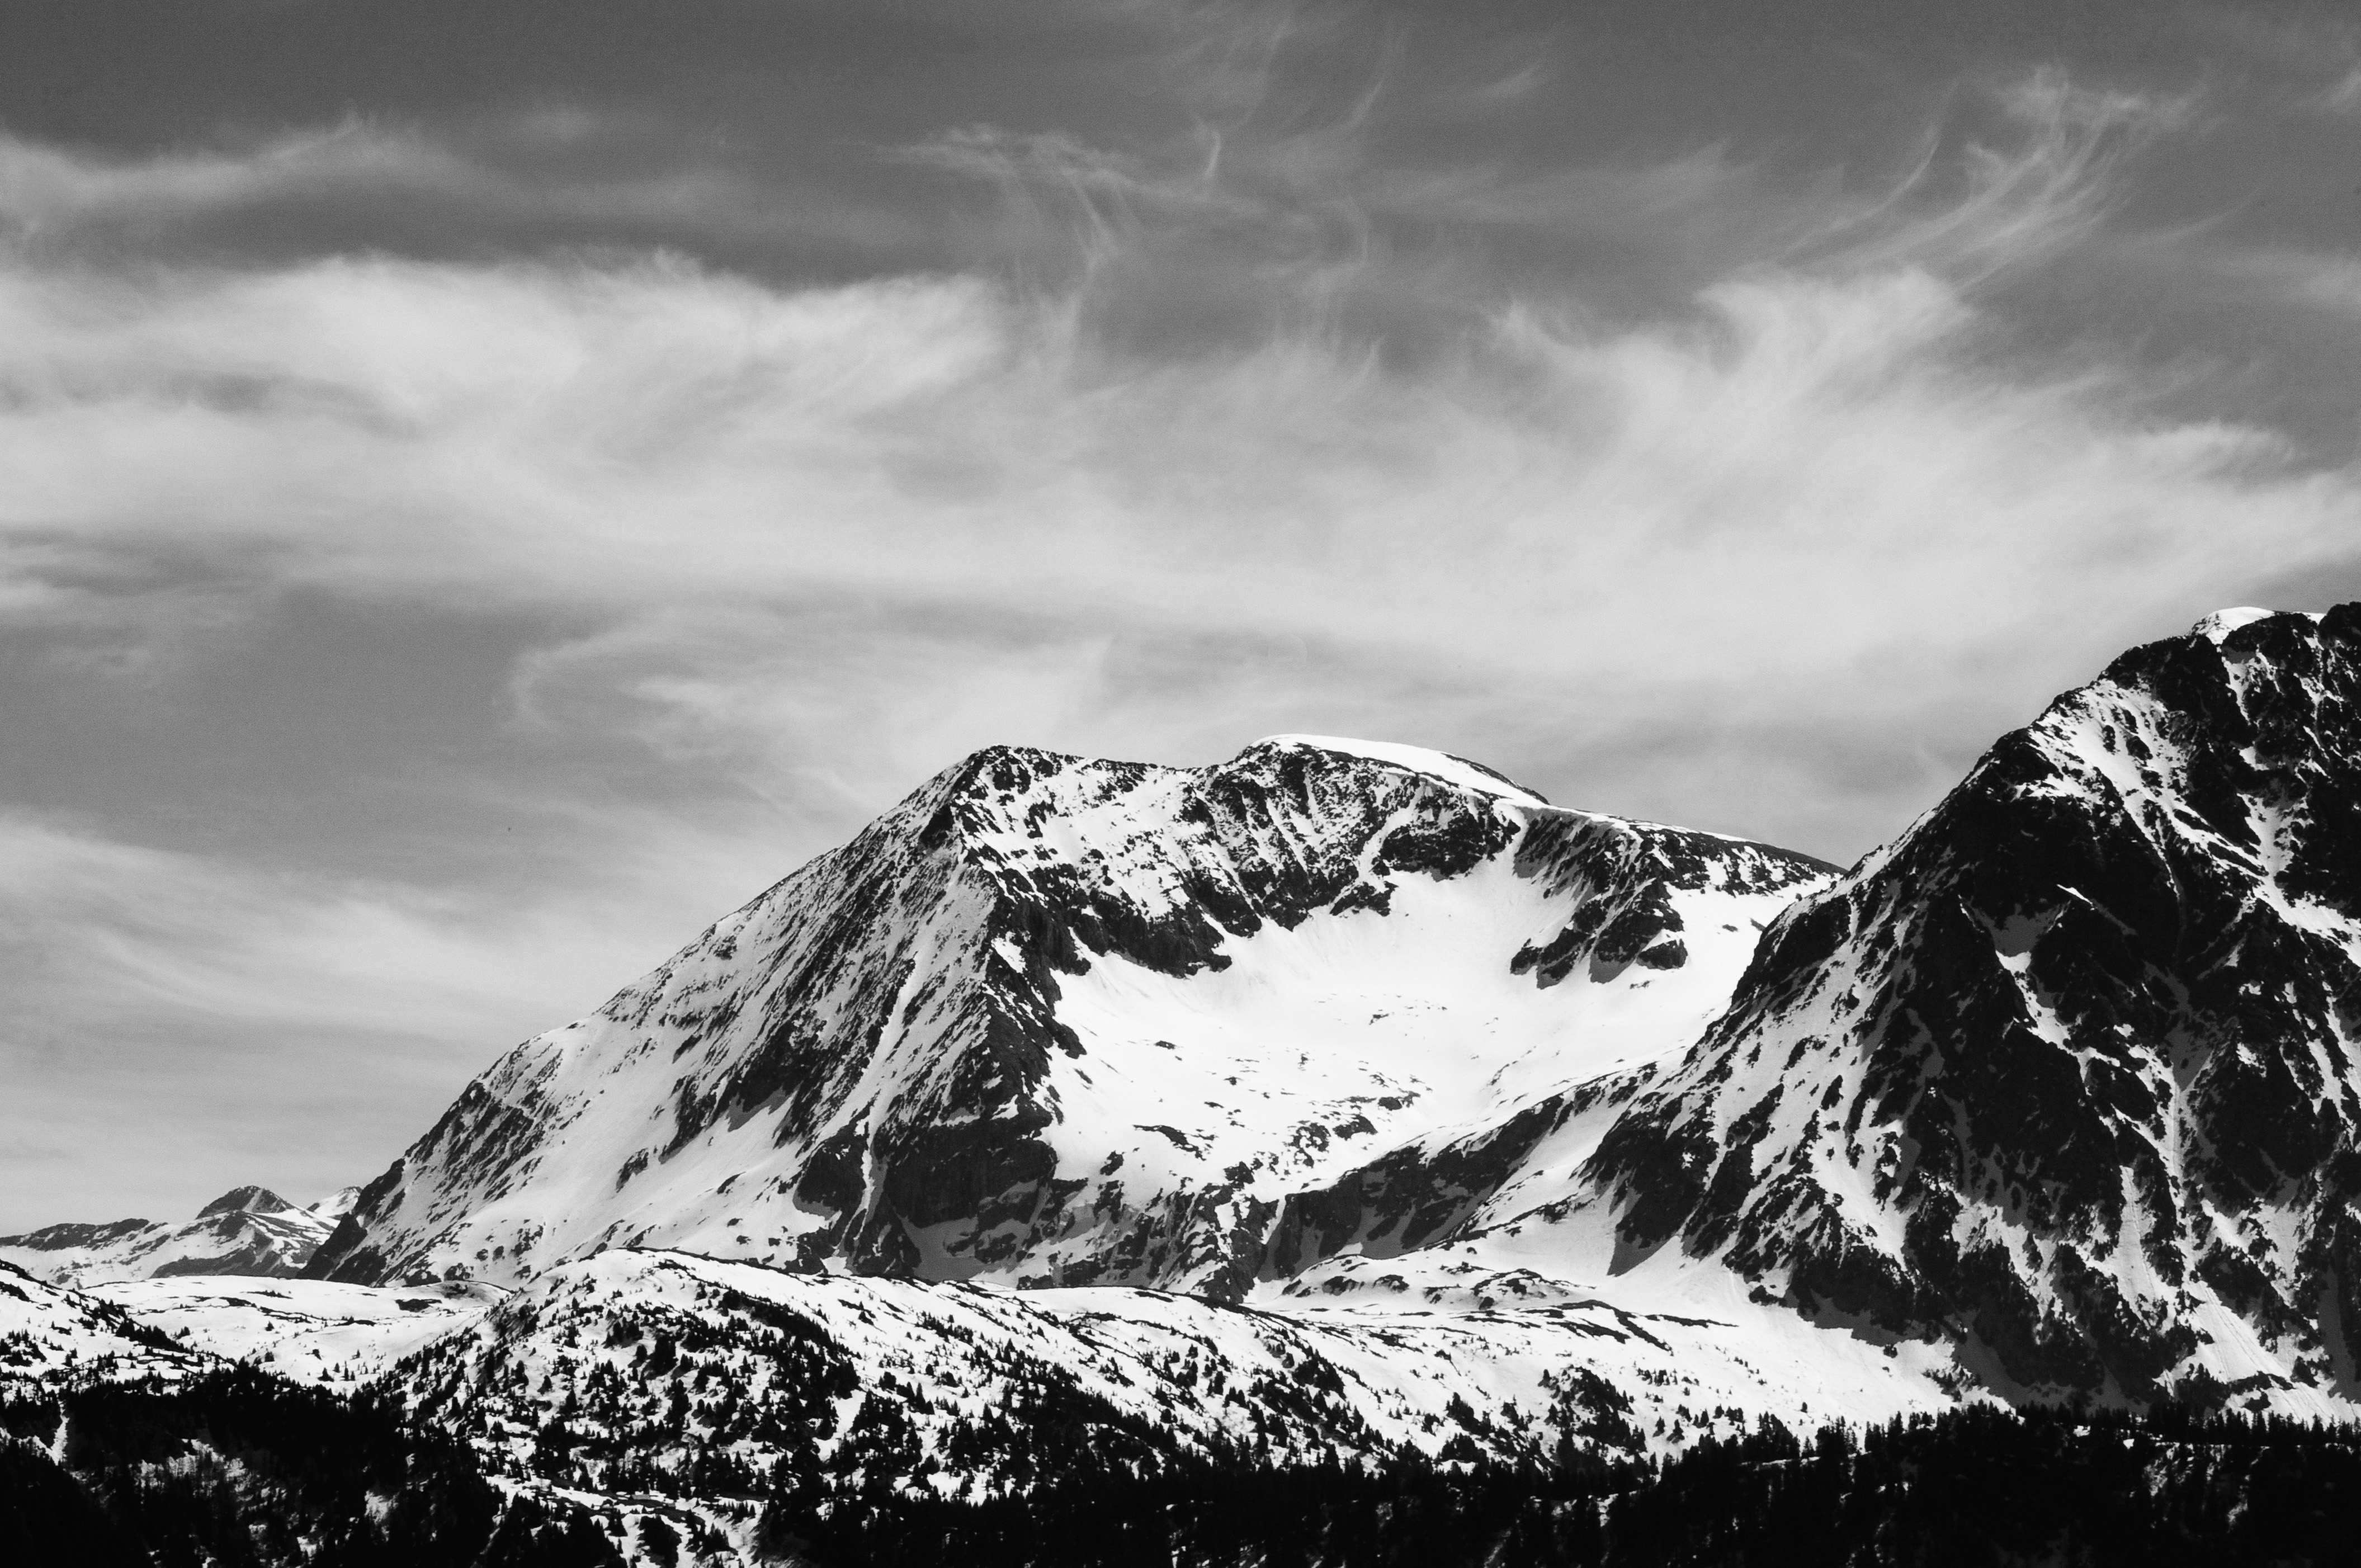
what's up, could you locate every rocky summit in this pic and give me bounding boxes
[11,610,2361,1565]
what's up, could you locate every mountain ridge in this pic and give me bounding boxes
[0,1187,351,1288]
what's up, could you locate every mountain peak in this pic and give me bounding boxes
[4,1186,337,1287]
[308,1186,363,1220]
[308,734,1827,1293]
[197,1185,298,1218]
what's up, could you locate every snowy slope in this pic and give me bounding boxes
[1571,607,2361,1404]
[392,1248,1962,1515]
[0,1186,341,1287]
[309,738,1829,1298]
[0,1259,194,1386]
[86,1276,500,1389]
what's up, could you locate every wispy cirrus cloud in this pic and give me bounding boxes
[0,119,934,265]
[2197,245,2361,321]
[2197,10,2361,118]
[1781,68,2195,284]
[0,82,2346,846]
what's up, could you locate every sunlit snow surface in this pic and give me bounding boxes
[0,1260,193,1383]
[84,1276,503,1388]
[1052,852,1791,1150]
[2191,605,2299,642]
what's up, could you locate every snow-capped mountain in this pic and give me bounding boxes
[1582,606,2361,1401]
[0,1186,344,1288]
[19,607,2361,1566]
[293,610,2361,1418]
[308,736,1829,1296]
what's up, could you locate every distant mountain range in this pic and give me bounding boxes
[7,606,2361,1564]
[0,1186,356,1287]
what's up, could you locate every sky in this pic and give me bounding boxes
[4,0,2360,1229]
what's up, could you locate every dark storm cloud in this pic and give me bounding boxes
[2,0,2359,1226]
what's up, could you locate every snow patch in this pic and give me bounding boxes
[1258,735,1549,806]
[2191,607,2281,641]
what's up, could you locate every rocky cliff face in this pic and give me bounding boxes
[307,736,1829,1295]
[1585,607,2361,1402]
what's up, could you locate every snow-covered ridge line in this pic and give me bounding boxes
[2193,605,2317,643]
[386,1247,1960,1504]
[1255,735,1552,807]
[1259,734,1840,861]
